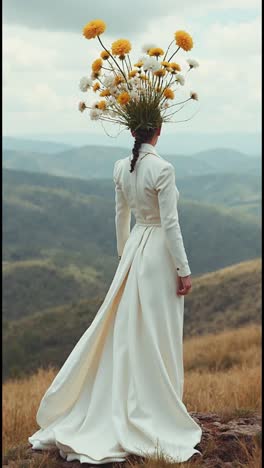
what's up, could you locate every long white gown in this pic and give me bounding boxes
[28,142,202,464]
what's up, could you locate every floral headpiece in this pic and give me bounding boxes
[78,19,199,132]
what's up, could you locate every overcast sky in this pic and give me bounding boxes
[3,0,262,137]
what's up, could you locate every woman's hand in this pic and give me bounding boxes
[176,274,192,296]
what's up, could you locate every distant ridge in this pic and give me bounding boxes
[3,144,261,179]
[3,137,74,154]
[3,131,261,154]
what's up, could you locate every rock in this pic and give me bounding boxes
[3,413,261,467]
[192,412,261,464]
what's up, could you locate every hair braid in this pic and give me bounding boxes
[129,127,159,173]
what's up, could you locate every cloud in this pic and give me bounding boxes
[3,0,261,34]
[203,18,261,56]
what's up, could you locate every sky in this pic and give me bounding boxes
[3,0,262,139]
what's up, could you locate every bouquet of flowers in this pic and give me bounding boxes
[78,19,199,132]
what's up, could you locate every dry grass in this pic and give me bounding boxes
[3,323,262,466]
[182,324,261,418]
[183,323,261,373]
[3,367,56,453]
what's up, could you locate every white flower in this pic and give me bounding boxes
[142,43,158,53]
[90,108,103,120]
[128,77,141,89]
[103,75,115,88]
[187,58,199,69]
[190,91,199,101]
[143,57,161,72]
[130,89,140,101]
[175,74,185,86]
[79,77,93,92]
[78,101,86,112]
[108,96,116,104]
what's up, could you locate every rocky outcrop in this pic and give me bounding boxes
[3,412,261,467]
[190,411,261,467]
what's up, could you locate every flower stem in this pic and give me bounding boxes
[163,39,175,61]
[97,36,128,84]
[167,46,180,62]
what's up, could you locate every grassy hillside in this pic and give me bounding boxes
[176,172,261,218]
[2,259,261,381]
[184,258,261,337]
[2,259,108,321]
[3,169,261,320]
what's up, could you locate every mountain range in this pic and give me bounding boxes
[3,168,261,320]
[3,131,261,154]
[3,144,261,182]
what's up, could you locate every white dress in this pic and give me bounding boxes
[28,142,202,464]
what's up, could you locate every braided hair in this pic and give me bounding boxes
[129,127,159,173]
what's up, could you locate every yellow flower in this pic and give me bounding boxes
[175,30,193,51]
[134,61,143,68]
[112,39,132,56]
[161,61,170,68]
[154,69,166,77]
[140,74,149,81]
[170,62,181,72]
[97,100,107,110]
[100,50,110,60]
[148,47,164,57]
[100,89,111,97]
[92,58,103,73]
[83,19,106,39]
[114,75,124,85]
[117,92,130,105]
[129,70,138,78]
[91,71,101,80]
[163,88,174,99]
[93,82,100,92]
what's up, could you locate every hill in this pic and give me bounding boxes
[176,172,261,218]
[2,137,73,154]
[3,143,261,179]
[2,259,261,381]
[2,259,108,321]
[188,147,261,174]
[3,169,261,320]
[184,258,261,337]
[3,131,262,154]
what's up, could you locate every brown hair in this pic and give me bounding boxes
[129,127,159,173]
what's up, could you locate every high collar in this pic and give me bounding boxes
[129,143,161,162]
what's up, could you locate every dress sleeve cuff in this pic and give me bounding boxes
[176,265,191,277]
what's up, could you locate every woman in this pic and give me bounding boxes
[29,19,202,464]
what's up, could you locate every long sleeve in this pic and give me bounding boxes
[155,163,191,277]
[113,160,131,257]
